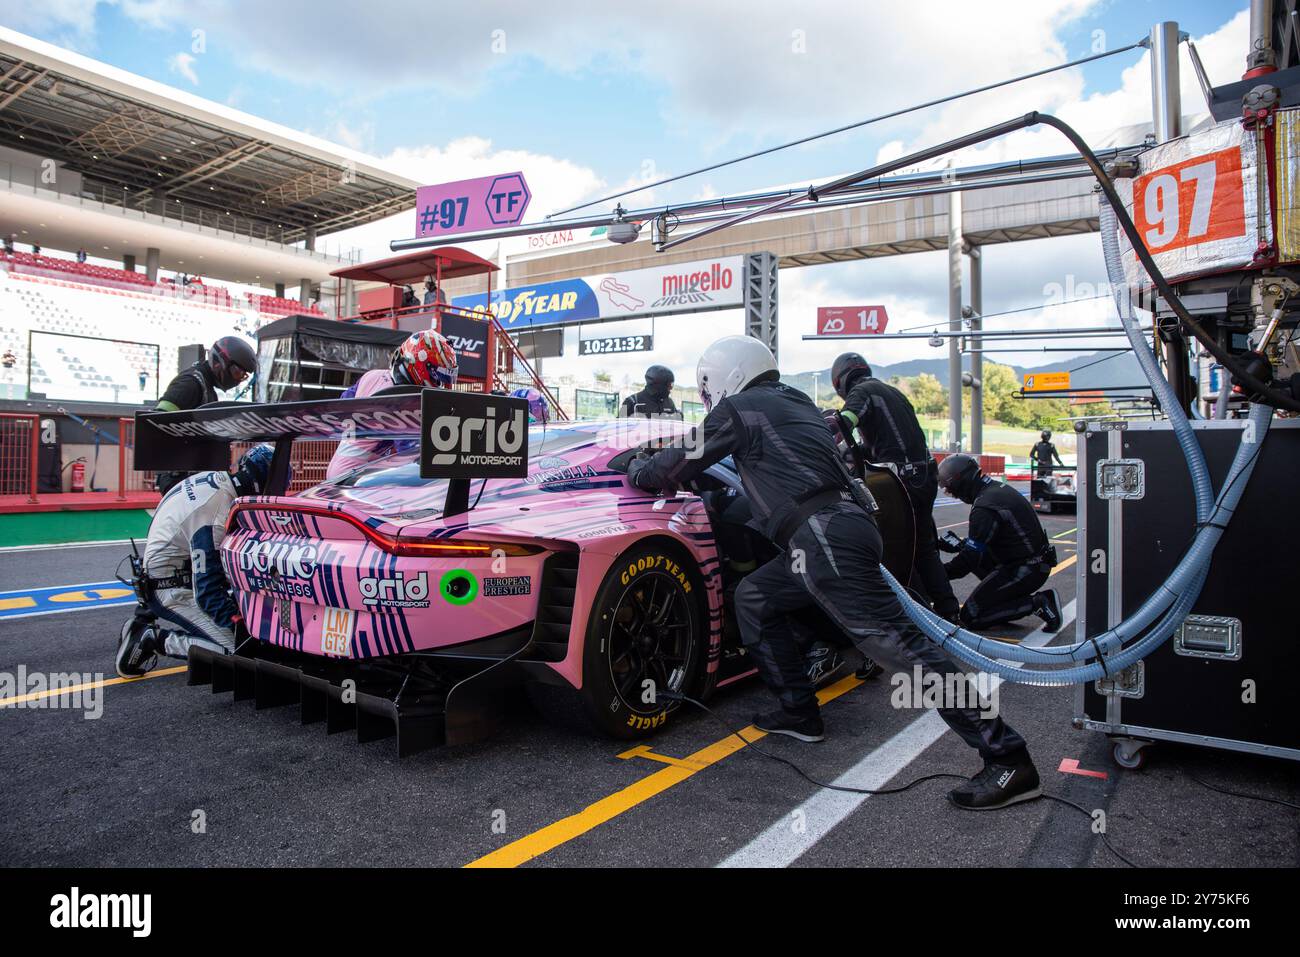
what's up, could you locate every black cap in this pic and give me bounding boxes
[645,364,674,398]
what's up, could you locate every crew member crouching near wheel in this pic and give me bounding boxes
[936,453,1063,633]
[628,336,1040,810]
[114,446,275,678]
[325,329,458,481]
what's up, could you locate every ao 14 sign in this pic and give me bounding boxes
[816,306,889,336]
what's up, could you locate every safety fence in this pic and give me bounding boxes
[117,417,156,496]
[231,440,339,495]
[931,450,1006,479]
[0,413,38,502]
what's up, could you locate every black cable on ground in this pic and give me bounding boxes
[1187,772,1300,811]
[664,691,1139,867]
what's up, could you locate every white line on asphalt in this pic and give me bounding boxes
[0,539,132,552]
[717,600,1076,868]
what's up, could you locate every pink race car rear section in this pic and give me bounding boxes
[134,394,914,757]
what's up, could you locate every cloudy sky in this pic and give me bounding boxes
[4,1,1251,385]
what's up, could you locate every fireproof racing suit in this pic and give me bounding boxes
[839,375,960,621]
[620,388,681,419]
[1030,439,1064,477]
[143,470,242,657]
[944,478,1056,628]
[628,378,1028,761]
[325,369,417,480]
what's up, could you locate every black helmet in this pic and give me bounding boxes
[1041,430,1051,441]
[210,336,257,391]
[831,353,872,398]
[645,364,675,399]
[232,444,277,495]
[937,453,984,504]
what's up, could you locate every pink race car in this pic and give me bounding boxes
[139,396,914,756]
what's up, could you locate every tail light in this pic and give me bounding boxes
[228,502,543,557]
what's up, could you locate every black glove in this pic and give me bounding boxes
[627,451,667,493]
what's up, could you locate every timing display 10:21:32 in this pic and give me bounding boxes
[579,334,654,355]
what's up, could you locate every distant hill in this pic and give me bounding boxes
[788,350,1144,403]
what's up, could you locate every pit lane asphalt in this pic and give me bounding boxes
[1,507,1296,869]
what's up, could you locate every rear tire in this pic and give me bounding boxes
[530,542,705,739]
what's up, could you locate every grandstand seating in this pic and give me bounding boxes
[0,266,274,403]
[0,251,323,317]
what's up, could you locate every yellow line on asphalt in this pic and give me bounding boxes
[467,548,1080,868]
[1051,527,1077,540]
[1051,554,1077,576]
[0,666,187,708]
[464,674,865,869]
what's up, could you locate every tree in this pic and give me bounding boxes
[897,373,947,416]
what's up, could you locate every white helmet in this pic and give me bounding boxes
[696,335,778,412]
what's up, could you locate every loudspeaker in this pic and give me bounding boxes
[177,343,205,368]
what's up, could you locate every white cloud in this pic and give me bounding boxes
[168,51,199,85]
[102,0,1111,136]
[3,1,102,50]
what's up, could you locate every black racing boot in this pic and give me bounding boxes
[804,641,843,686]
[948,755,1041,810]
[1033,589,1062,633]
[854,657,884,680]
[753,708,825,743]
[115,617,159,679]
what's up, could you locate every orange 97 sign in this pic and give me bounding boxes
[1133,146,1247,254]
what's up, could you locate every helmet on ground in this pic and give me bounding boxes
[644,364,675,400]
[233,444,277,495]
[831,352,872,398]
[696,336,778,413]
[510,386,550,424]
[1041,430,1052,441]
[210,336,257,391]
[937,453,984,505]
[391,330,458,388]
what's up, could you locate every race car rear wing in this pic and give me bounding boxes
[134,390,530,515]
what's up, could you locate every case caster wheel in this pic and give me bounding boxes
[1111,738,1150,770]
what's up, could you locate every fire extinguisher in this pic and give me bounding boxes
[70,459,86,493]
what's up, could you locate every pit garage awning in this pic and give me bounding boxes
[330,247,499,286]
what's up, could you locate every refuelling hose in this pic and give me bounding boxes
[879,165,1273,684]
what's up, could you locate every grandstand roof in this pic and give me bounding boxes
[0,27,421,245]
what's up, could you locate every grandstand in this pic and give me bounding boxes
[0,27,423,411]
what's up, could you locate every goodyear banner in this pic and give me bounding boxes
[453,256,745,331]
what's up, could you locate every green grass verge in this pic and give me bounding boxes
[0,509,154,546]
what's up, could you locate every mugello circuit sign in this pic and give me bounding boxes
[415,171,532,238]
[452,256,745,331]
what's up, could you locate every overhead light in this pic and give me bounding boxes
[928,332,944,348]
[606,205,641,245]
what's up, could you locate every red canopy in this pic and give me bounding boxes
[331,246,499,285]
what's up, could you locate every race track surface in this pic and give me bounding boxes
[2,503,1297,868]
